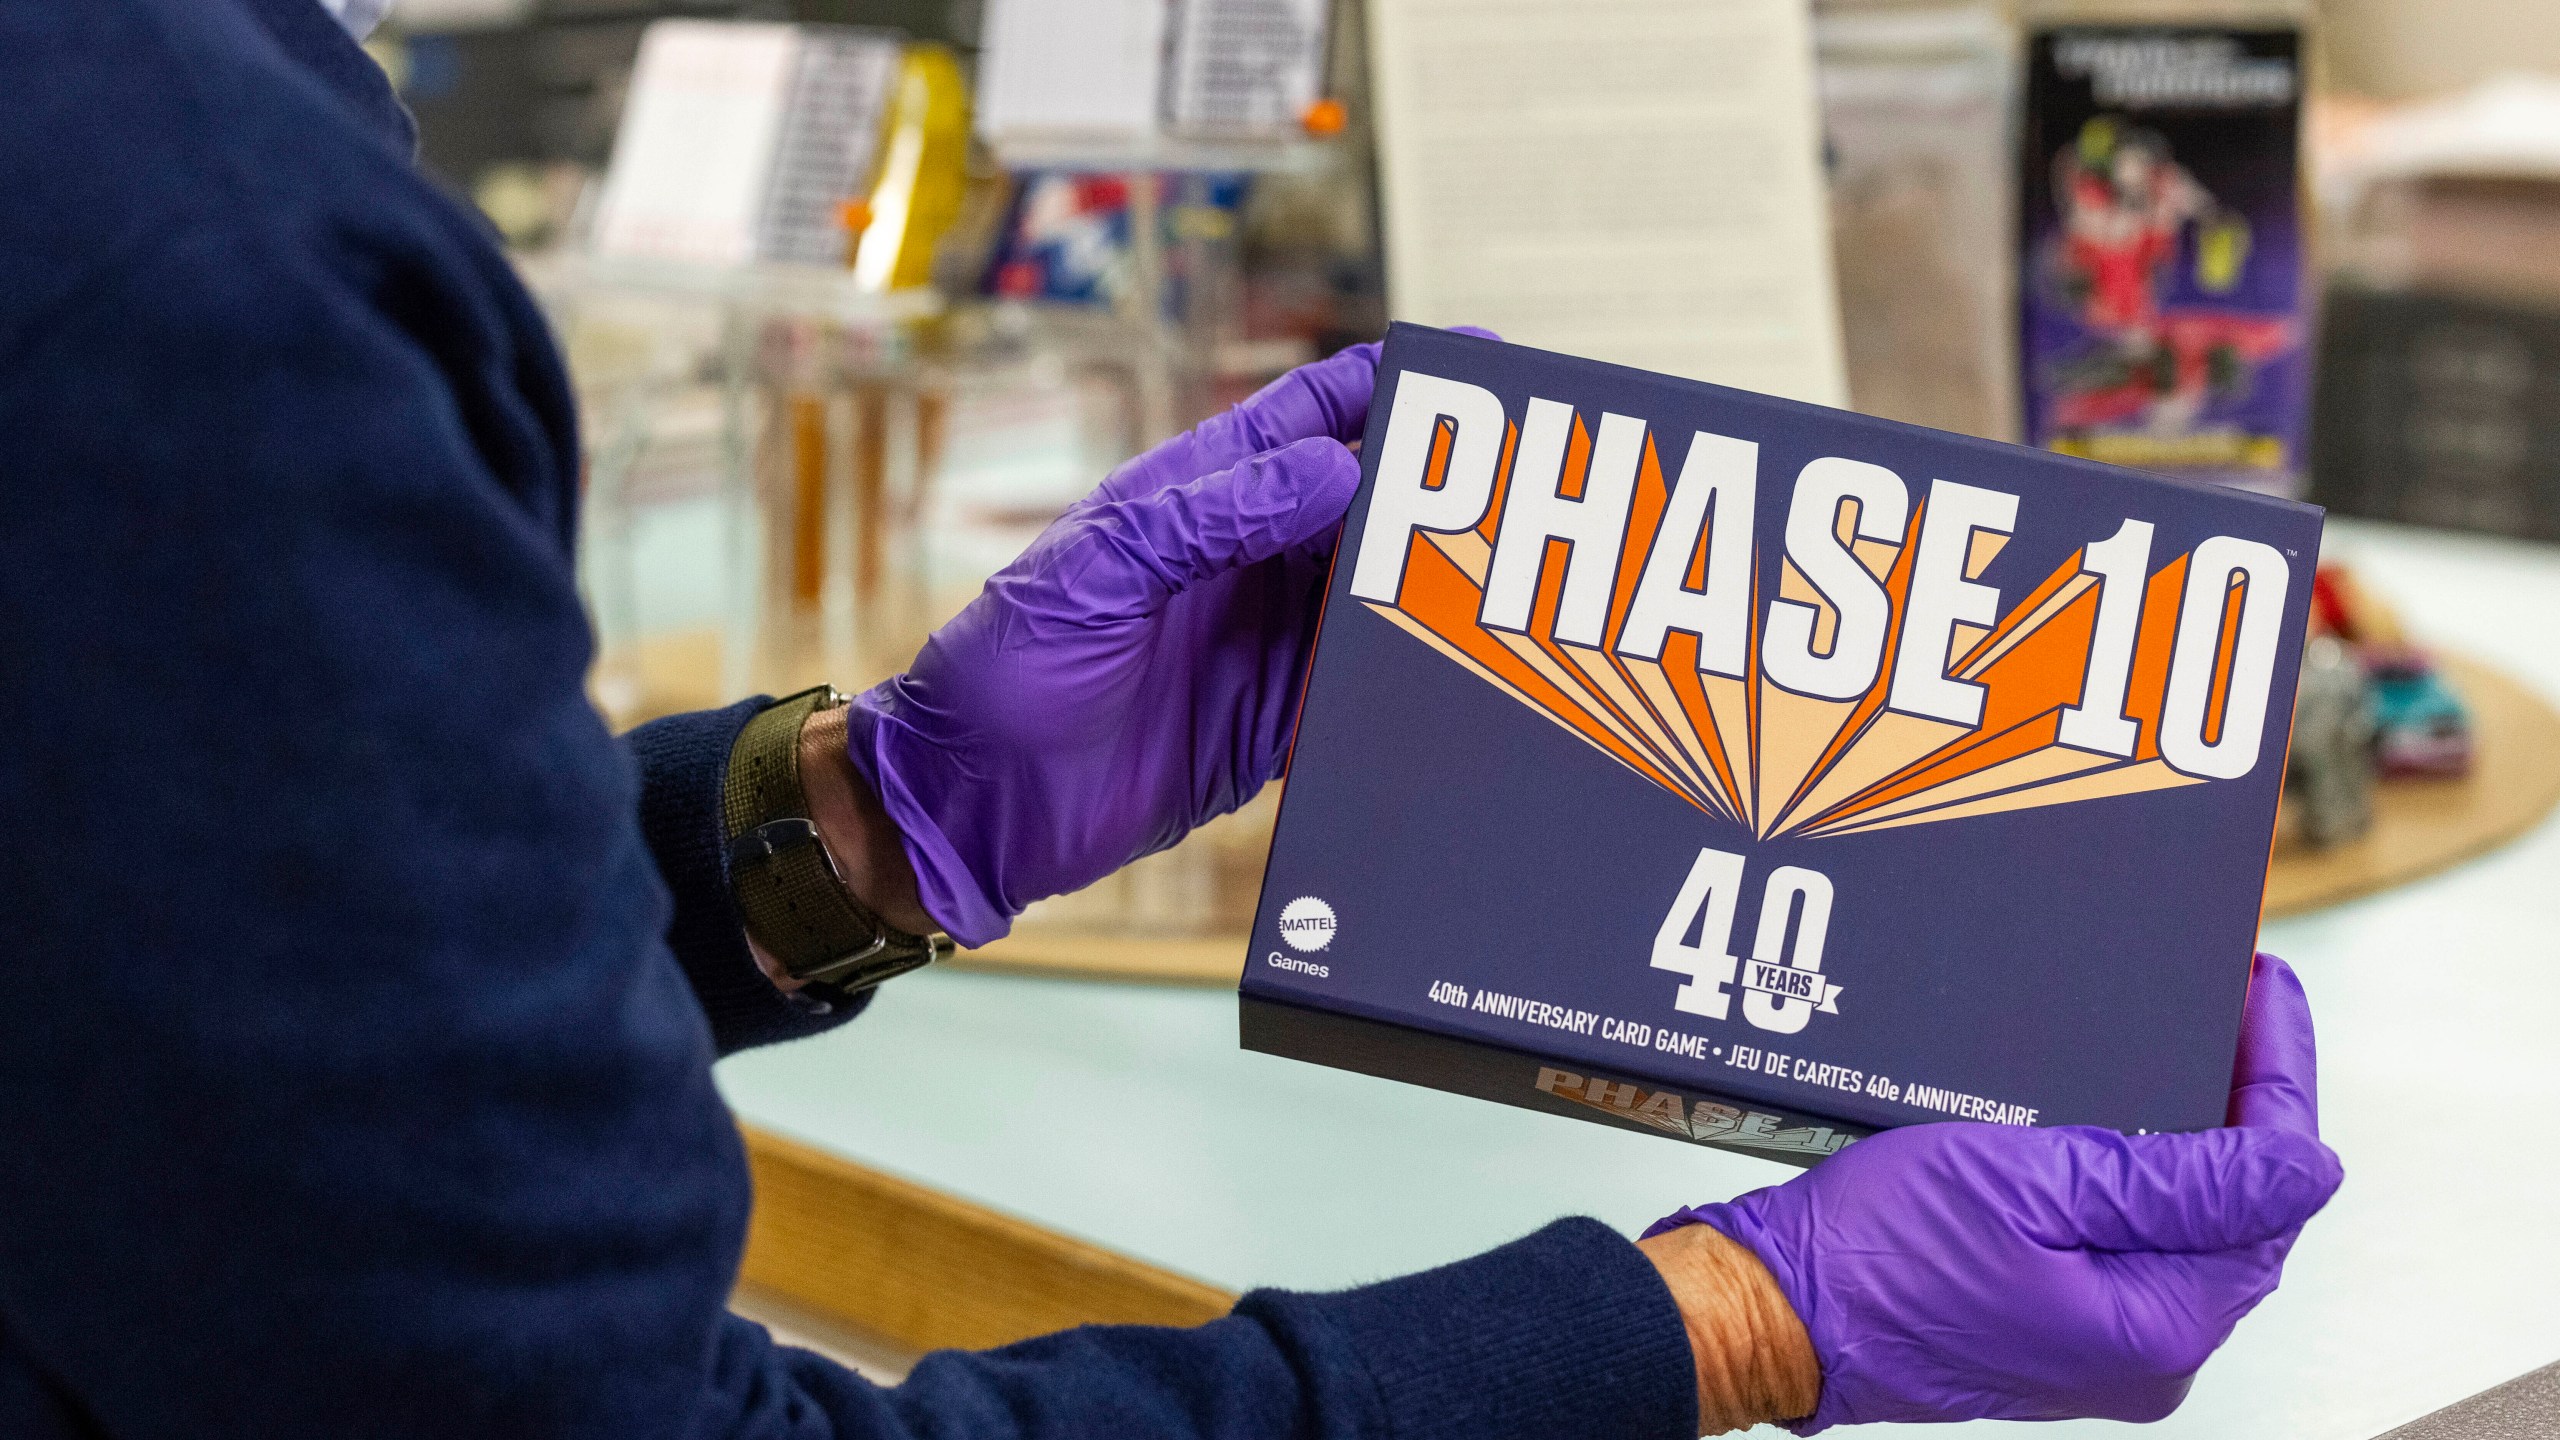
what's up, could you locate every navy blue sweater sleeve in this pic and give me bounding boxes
[0,5,1702,1436]
[623,700,870,1054]
[732,1219,1698,1440]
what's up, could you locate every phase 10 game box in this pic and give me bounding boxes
[1241,324,2321,1166]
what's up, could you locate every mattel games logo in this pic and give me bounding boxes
[1277,896,1338,953]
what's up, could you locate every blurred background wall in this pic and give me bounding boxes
[2325,0,2560,98]
[391,0,2560,203]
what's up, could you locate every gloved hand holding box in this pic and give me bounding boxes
[1244,323,2324,1163]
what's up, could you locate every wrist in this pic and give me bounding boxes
[793,703,935,936]
[1638,1221,1821,1435]
[734,692,940,995]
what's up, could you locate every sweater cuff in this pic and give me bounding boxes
[625,699,869,1056]
[1238,1217,1697,1440]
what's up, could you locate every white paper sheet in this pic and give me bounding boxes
[1366,0,1847,405]
[975,0,1172,141]
[591,22,900,269]
[592,21,799,267]
[1166,0,1332,136]
[760,32,902,267]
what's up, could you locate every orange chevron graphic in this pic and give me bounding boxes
[1364,482,2229,841]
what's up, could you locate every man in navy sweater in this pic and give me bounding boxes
[0,2,2341,1436]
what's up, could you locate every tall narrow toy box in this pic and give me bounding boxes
[1241,325,2321,1165]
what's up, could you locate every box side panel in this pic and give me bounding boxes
[1250,323,2317,1142]
[1239,995,1868,1169]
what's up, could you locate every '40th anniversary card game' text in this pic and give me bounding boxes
[1244,325,2321,1164]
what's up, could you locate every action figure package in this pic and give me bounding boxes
[2019,21,2308,495]
[1242,325,2320,1165]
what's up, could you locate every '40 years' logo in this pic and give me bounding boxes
[1653,849,1844,1036]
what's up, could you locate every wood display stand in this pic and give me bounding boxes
[951,652,2560,987]
[2262,653,2560,916]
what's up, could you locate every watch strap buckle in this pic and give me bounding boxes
[729,817,823,873]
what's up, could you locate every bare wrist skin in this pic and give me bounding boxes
[743,703,935,991]
[1638,1222,1821,1435]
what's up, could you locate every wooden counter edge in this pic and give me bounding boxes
[738,1126,1238,1356]
[946,932,1248,986]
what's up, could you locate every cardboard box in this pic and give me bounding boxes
[1242,325,2321,1165]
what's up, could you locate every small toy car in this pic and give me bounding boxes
[2368,650,2475,777]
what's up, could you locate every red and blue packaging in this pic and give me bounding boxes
[1243,324,2322,1165]
[2020,22,2309,496]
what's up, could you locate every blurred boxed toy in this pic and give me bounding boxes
[2307,76,2560,545]
[2311,285,2560,545]
[2018,21,2309,496]
[1242,325,2321,1164]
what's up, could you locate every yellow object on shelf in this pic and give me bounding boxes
[852,45,971,291]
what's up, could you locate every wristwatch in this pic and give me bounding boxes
[723,685,950,1002]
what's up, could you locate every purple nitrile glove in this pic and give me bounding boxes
[1647,952,2342,1432]
[847,332,1494,946]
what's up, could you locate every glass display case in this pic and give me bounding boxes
[528,254,943,725]
[532,252,1285,948]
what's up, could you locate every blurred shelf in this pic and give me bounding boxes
[983,130,1343,176]
[523,251,945,326]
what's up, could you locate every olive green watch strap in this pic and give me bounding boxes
[723,685,947,997]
